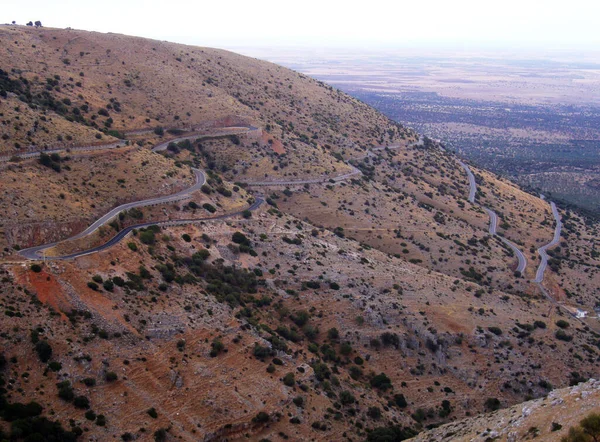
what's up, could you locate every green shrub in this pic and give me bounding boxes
[57,381,74,401]
[252,412,270,424]
[366,426,418,441]
[147,407,158,418]
[340,342,352,356]
[561,412,600,442]
[30,264,42,273]
[488,326,503,336]
[203,203,216,213]
[232,231,250,245]
[339,391,356,405]
[73,395,90,409]
[283,372,295,387]
[35,341,52,362]
[367,407,382,419]
[555,329,573,342]
[48,361,62,372]
[393,393,408,408]
[253,344,273,359]
[485,397,501,411]
[381,332,400,348]
[327,328,340,340]
[139,230,156,245]
[370,373,392,390]
[292,310,310,327]
[154,428,167,442]
[349,365,363,380]
[210,339,224,357]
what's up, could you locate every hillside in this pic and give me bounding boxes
[1,25,599,442]
[409,379,600,441]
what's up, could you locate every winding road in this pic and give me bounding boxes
[458,160,527,273]
[152,126,259,152]
[15,129,528,269]
[24,197,264,261]
[15,130,424,260]
[242,136,424,187]
[0,141,128,163]
[244,165,362,187]
[18,168,208,260]
[534,196,562,283]
[0,125,259,163]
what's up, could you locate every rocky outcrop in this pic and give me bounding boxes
[409,379,600,442]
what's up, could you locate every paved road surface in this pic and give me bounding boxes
[152,126,259,152]
[244,136,424,187]
[483,208,498,234]
[34,197,264,261]
[534,200,562,283]
[13,131,465,263]
[246,164,362,187]
[458,160,477,203]
[19,168,206,260]
[0,141,127,163]
[458,160,527,273]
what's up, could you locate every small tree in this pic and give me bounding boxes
[339,390,356,405]
[34,21,42,27]
[35,340,52,362]
[485,397,501,411]
[580,413,600,442]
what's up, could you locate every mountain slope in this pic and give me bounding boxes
[409,379,600,442]
[0,25,599,442]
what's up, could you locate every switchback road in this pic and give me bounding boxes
[18,168,206,260]
[0,141,127,163]
[534,198,562,283]
[458,160,527,273]
[29,198,264,261]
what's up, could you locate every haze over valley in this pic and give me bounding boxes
[239,47,600,213]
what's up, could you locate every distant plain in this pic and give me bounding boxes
[240,47,600,212]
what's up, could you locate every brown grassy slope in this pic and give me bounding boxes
[0,24,412,255]
[269,142,547,296]
[0,148,193,252]
[0,25,412,155]
[0,24,599,441]
[2,206,598,441]
[0,94,111,154]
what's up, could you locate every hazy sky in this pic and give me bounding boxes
[3,0,600,50]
